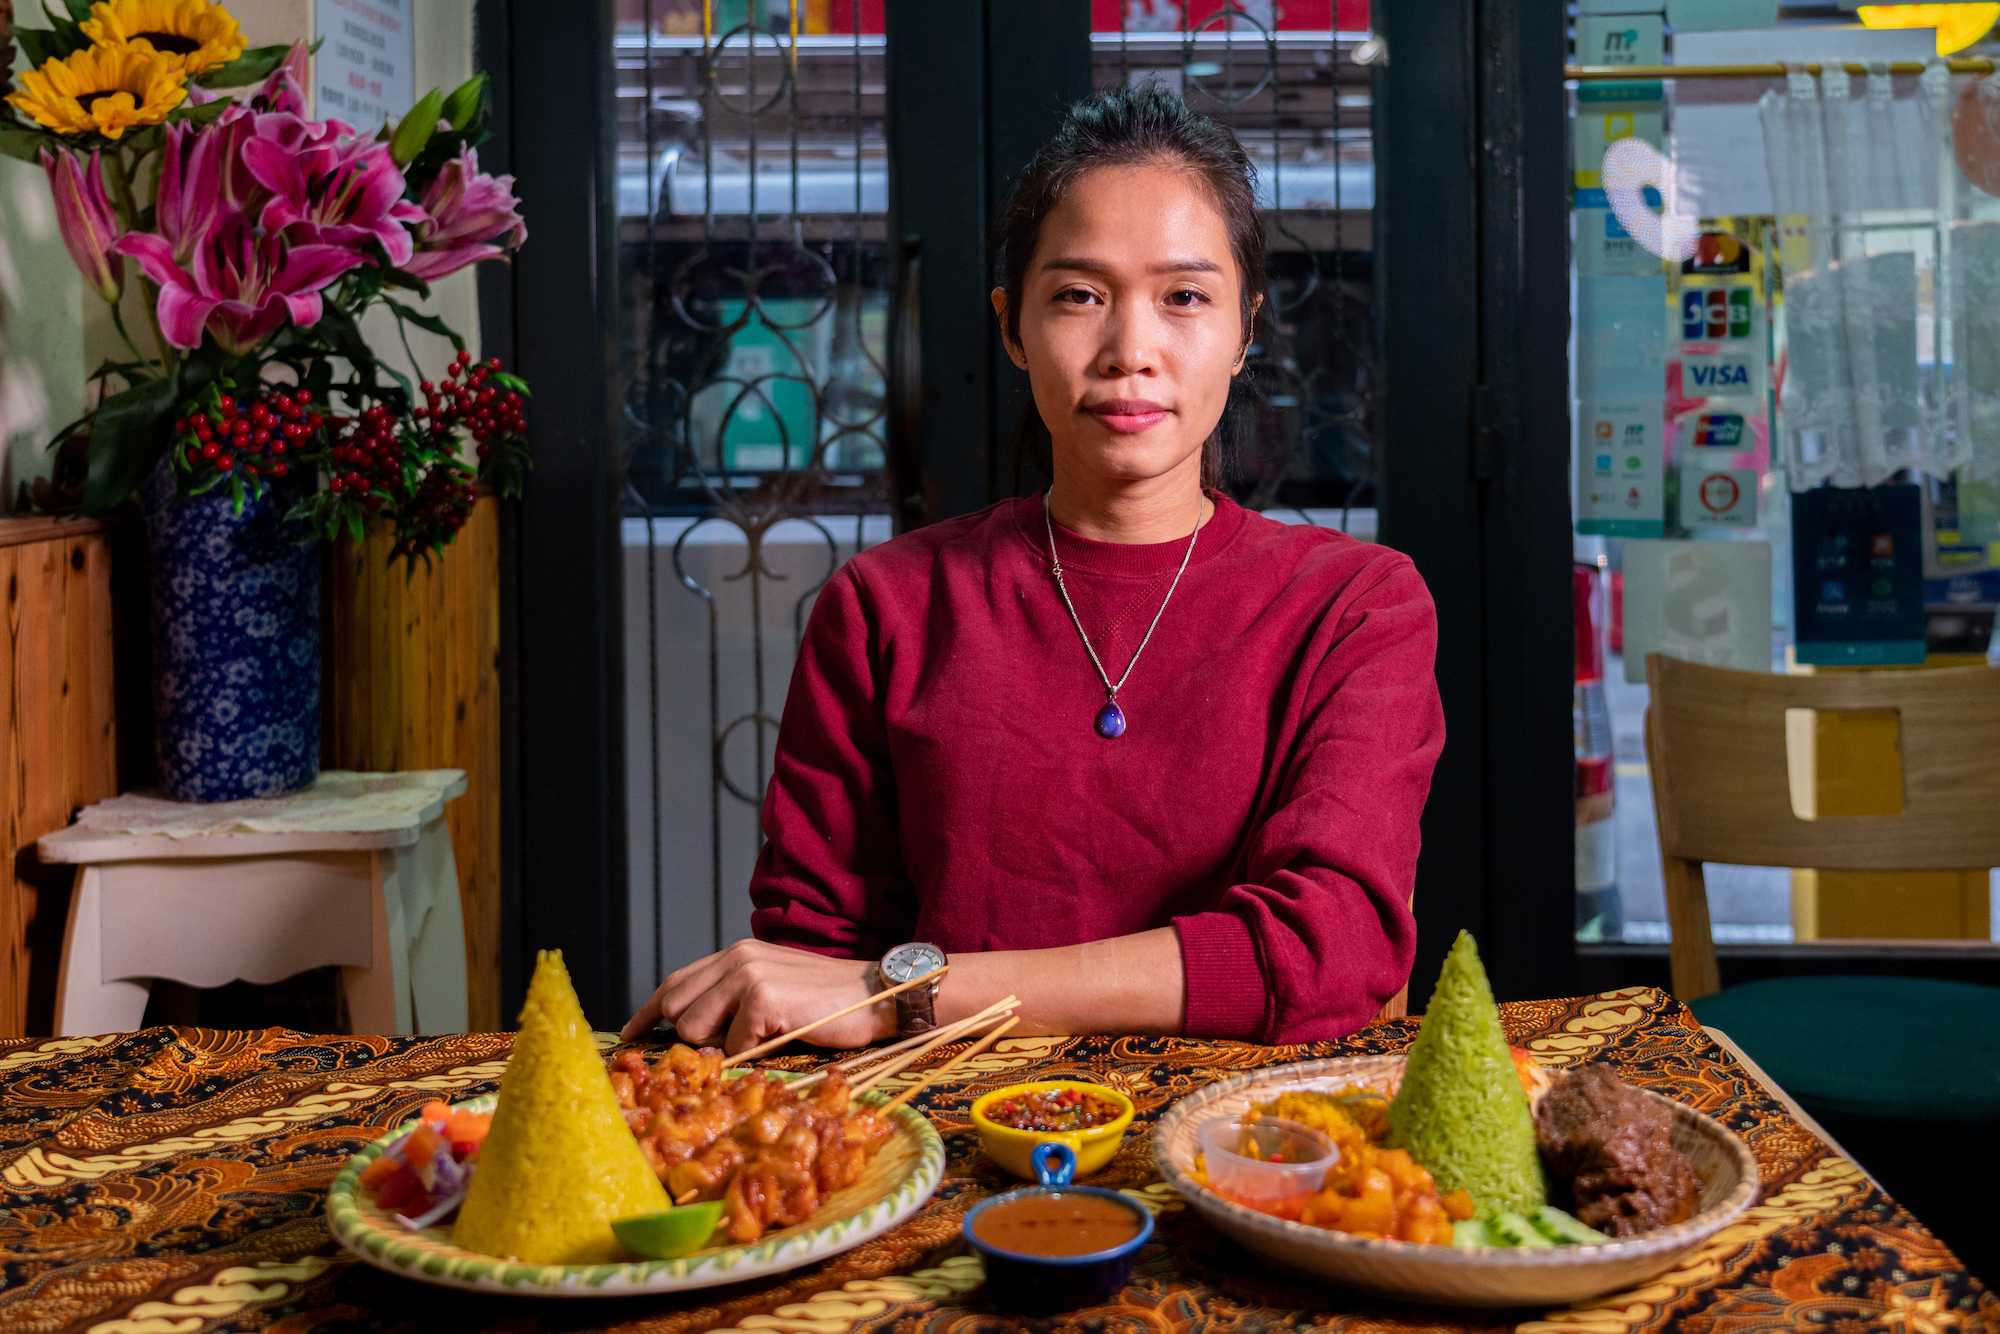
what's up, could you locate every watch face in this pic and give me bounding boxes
[882,942,946,984]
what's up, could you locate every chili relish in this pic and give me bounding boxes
[984,1088,1124,1133]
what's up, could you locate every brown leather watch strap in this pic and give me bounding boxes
[892,983,937,1037]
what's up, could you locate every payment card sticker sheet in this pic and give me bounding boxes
[1579,404,1666,538]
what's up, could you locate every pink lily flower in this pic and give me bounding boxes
[184,45,351,218]
[250,41,314,119]
[403,145,527,282]
[244,137,426,267]
[154,121,235,267]
[40,149,124,303]
[116,209,369,354]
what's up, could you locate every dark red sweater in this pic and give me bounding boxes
[748,493,1444,1043]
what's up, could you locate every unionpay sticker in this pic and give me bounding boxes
[1675,403,1757,457]
[1577,403,1664,538]
[1679,467,1758,528]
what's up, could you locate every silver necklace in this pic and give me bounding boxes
[1042,488,1205,739]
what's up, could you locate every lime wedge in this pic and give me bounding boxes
[612,1202,726,1259]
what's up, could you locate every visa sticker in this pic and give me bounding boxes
[1681,352,1759,395]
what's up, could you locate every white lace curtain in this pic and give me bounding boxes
[1758,62,1960,488]
[1947,73,2000,485]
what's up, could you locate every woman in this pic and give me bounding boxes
[623,85,1443,1052]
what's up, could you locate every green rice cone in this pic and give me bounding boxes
[1386,930,1547,1217]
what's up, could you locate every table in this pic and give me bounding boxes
[37,770,470,1038]
[0,988,1986,1333]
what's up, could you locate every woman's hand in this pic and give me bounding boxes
[620,940,891,1052]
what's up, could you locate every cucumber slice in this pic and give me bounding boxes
[1452,1217,1494,1249]
[612,1201,726,1259]
[1530,1205,1609,1246]
[1488,1210,1556,1248]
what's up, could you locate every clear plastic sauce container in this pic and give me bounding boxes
[1195,1115,1338,1212]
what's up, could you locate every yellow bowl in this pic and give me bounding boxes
[970,1081,1135,1181]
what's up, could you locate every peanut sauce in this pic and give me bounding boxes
[970,1192,1143,1257]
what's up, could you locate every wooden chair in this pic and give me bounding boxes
[1644,652,2000,1000]
[1643,652,2000,1258]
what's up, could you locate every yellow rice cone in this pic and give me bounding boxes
[451,950,668,1263]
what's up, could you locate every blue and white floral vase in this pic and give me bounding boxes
[143,463,321,802]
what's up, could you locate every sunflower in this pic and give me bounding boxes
[80,0,247,76]
[4,44,187,139]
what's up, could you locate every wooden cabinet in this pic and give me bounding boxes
[323,497,504,1031]
[0,518,118,1038]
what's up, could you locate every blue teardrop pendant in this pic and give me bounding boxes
[1094,700,1127,739]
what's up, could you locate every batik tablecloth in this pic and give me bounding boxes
[0,987,1987,1334]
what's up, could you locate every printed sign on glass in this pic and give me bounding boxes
[1575,188,1667,276]
[1680,466,1758,528]
[1791,484,1926,666]
[1574,82,1664,187]
[315,0,414,131]
[1577,403,1665,537]
[1576,14,1665,66]
[1621,539,1774,683]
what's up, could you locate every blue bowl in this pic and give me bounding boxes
[962,1144,1153,1314]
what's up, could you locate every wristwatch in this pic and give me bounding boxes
[877,942,947,1038]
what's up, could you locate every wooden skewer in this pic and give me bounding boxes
[720,964,950,1068]
[849,1000,1019,1096]
[840,996,1018,1072]
[793,995,1020,1090]
[881,1015,1021,1114]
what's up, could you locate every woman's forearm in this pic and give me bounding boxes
[937,927,1187,1037]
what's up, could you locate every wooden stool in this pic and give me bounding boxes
[37,771,470,1037]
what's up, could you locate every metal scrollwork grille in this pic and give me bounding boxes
[1097,2,1376,520]
[618,0,890,992]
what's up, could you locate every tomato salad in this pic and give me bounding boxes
[356,1102,494,1229]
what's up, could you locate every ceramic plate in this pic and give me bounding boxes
[1153,1056,1760,1308]
[327,1087,946,1296]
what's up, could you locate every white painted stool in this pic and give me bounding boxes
[38,770,471,1037]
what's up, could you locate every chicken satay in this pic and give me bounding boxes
[668,1136,746,1202]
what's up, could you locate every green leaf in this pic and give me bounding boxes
[389,88,444,165]
[38,5,86,46]
[165,98,233,127]
[489,372,531,397]
[0,124,58,164]
[82,376,182,513]
[16,25,89,68]
[382,297,467,352]
[379,269,434,299]
[201,43,296,89]
[405,116,489,190]
[117,125,166,157]
[441,73,488,131]
[60,0,92,22]
[88,358,153,383]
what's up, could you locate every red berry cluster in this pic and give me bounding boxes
[177,390,324,480]
[414,350,526,460]
[326,403,406,511]
[415,462,477,531]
